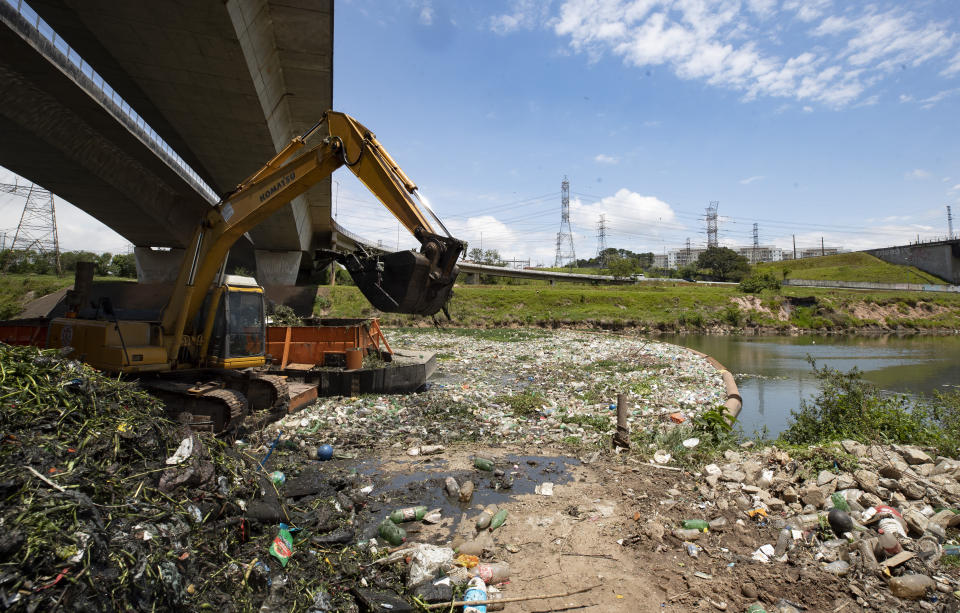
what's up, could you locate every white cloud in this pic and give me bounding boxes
[642,119,661,127]
[918,88,960,109]
[489,0,554,34]
[552,0,960,108]
[418,5,434,26]
[905,168,932,180]
[802,105,814,112]
[944,51,960,76]
[951,184,960,192]
[594,153,619,164]
[899,94,914,102]
[569,188,681,239]
[739,175,765,185]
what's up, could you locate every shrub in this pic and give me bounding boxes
[739,270,781,293]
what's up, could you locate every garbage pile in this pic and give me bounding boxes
[268,329,726,452]
[629,441,960,611]
[0,345,413,611]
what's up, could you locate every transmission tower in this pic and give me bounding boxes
[705,201,719,248]
[684,237,691,267]
[949,205,955,239]
[752,223,759,264]
[1,180,61,274]
[554,176,576,267]
[596,214,607,266]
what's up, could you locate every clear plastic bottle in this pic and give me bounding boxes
[774,526,792,557]
[444,476,460,497]
[470,562,510,584]
[459,480,475,502]
[475,505,498,531]
[877,529,902,556]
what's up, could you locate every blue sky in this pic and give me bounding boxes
[331,0,960,264]
[2,0,959,264]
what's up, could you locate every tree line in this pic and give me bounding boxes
[0,249,137,278]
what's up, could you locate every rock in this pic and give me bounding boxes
[932,459,960,478]
[841,439,867,457]
[741,583,758,599]
[928,510,960,531]
[643,520,665,541]
[879,461,908,480]
[721,469,746,483]
[861,492,882,507]
[782,486,799,503]
[723,450,742,463]
[879,478,900,491]
[916,463,936,477]
[766,497,786,512]
[902,508,929,535]
[801,484,825,507]
[742,485,761,495]
[705,475,720,488]
[703,464,722,478]
[716,498,729,511]
[817,470,837,487]
[900,446,933,465]
[836,473,856,490]
[854,469,879,494]
[902,481,926,500]
[742,461,762,485]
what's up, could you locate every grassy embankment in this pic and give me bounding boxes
[321,281,960,332]
[755,251,945,284]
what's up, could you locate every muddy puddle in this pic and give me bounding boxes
[292,453,580,541]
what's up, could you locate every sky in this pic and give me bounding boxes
[2,0,960,265]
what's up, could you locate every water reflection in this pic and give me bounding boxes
[663,334,960,437]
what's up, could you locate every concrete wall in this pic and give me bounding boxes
[866,240,960,285]
[783,279,960,293]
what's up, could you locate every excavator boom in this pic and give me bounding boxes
[160,111,465,363]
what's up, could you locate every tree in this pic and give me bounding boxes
[111,253,137,278]
[696,247,751,281]
[607,255,638,280]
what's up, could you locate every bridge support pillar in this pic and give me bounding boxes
[255,250,302,286]
[134,247,184,283]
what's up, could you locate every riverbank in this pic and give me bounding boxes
[322,283,960,334]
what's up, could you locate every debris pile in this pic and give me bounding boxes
[267,329,726,452]
[626,441,960,611]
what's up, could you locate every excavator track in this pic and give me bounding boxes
[244,374,289,414]
[140,379,248,433]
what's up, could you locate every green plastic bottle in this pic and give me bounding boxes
[830,492,850,512]
[389,505,428,523]
[681,519,709,531]
[745,604,766,613]
[474,456,494,471]
[378,520,406,545]
[489,509,508,531]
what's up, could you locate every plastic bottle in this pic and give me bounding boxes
[463,576,488,613]
[470,562,510,583]
[488,509,508,531]
[888,574,935,600]
[745,604,767,613]
[774,526,792,557]
[389,505,428,523]
[459,480,475,503]
[822,560,850,576]
[685,542,699,558]
[673,528,703,541]
[474,457,494,471]
[444,476,460,497]
[475,505,498,531]
[877,516,906,537]
[830,492,849,511]
[877,529,902,556]
[681,519,709,531]
[378,520,406,546]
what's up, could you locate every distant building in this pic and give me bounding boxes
[667,247,706,269]
[653,253,669,269]
[736,245,783,264]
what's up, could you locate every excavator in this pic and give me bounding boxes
[43,111,465,431]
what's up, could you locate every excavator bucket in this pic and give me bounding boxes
[329,234,464,317]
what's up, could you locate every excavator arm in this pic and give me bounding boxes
[160,111,465,363]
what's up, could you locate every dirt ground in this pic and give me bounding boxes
[352,443,862,613]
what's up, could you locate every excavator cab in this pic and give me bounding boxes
[204,275,266,369]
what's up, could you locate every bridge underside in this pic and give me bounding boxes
[1,0,334,285]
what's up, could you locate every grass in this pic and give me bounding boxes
[318,283,960,332]
[756,252,947,285]
[0,273,130,319]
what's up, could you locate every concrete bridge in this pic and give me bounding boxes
[866,238,960,285]
[0,0,335,284]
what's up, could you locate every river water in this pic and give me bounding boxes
[663,334,960,437]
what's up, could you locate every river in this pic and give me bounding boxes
[663,334,960,437]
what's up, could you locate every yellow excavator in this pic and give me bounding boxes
[44,111,465,430]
